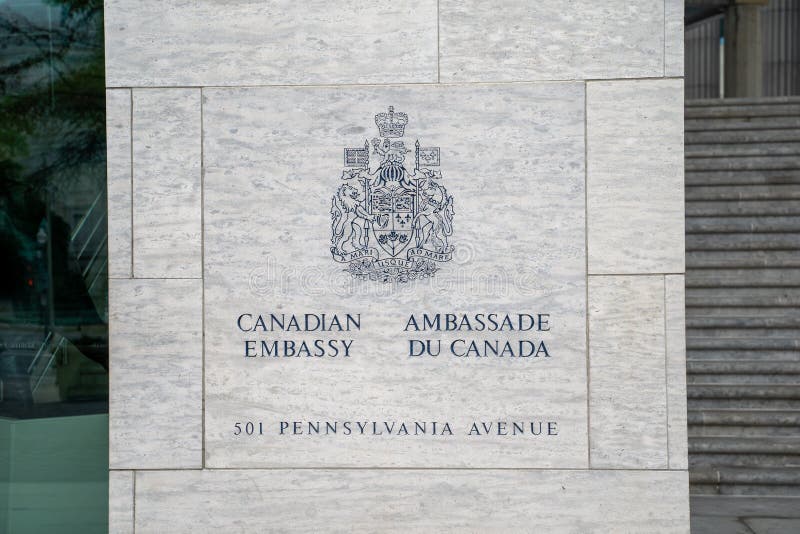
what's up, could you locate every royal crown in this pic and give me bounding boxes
[375,106,408,138]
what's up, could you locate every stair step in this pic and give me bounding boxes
[689,425,800,437]
[690,484,800,496]
[686,269,800,288]
[686,143,800,158]
[688,306,800,318]
[686,169,800,186]
[685,104,800,119]
[687,97,800,107]
[688,250,800,269]
[687,315,800,329]
[688,374,800,385]
[689,437,800,454]
[686,155,800,172]
[686,233,800,251]
[686,216,800,233]
[688,361,800,375]
[690,467,800,485]
[687,326,800,338]
[687,337,800,350]
[686,184,800,201]
[687,129,800,145]
[688,385,800,400]
[688,350,800,361]
[686,288,800,308]
[686,200,800,217]
[688,410,800,426]
[690,453,800,469]
[685,116,800,131]
[690,399,800,410]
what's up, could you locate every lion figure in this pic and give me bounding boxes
[412,177,454,252]
[331,184,375,253]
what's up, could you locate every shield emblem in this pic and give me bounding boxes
[370,185,414,257]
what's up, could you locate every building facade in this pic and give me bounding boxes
[103,1,688,532]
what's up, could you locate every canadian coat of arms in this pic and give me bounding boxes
[330,106,455,282]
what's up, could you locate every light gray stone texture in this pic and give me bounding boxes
[665,0,685,76]
[104,0,437,87]
[106,89,132,279]
[132,89,201,278]
[109,470,134,534]
[587,79,685,274]
[589,275,668,468]
[135,469,690,533]
[109,279,202,469]
[666,274,688,469]
[202,83,588,468]
[439,0,665,82]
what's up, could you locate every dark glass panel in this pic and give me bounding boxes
[0,0,108,531]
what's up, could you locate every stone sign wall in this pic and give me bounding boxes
[105,1,688,532]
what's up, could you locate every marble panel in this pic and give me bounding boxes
[202,83,588,468]
[106,89,132,278]
[135,469,690,533]
[666,274,688,469]
[439,0,665,82]
[665,0,685,77]
[109,279,202,468]
[132,89,202,278]
[589,275,668,468]
[587,79,684,274]
[109,470,134,534]
[104,0,437,87]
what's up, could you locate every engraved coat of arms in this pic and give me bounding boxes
[330,106,455,283]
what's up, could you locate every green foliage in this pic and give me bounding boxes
[0,0,105,187]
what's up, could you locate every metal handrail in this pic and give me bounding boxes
[82,233,108,279]
[77,206,107,260]
[32,336,67,395]
[26,330,53,374]
[68,189,104,243]
[87,256,108,294]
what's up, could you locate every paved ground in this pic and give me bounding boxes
[691,496,800,533]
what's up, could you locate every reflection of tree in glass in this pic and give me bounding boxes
[0,0,107,376]
[1,0,105,187]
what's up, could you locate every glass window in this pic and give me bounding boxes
[0,0,108,531]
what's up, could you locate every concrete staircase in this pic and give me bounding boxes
[685,97,800,496]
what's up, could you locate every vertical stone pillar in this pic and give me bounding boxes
[724,0,768,97]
